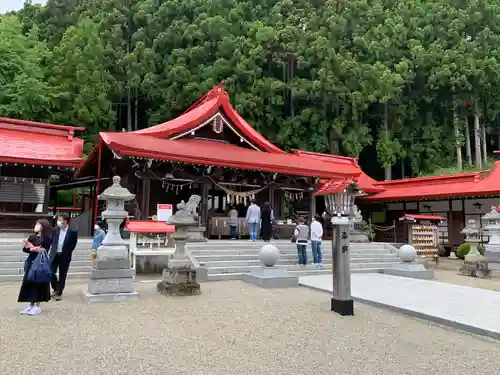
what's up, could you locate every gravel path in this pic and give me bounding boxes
[1,280,499,375]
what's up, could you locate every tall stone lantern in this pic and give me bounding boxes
[482,206,500,277]
[317,180,358,316]
[82,176,139,303]
[461,219,483,262]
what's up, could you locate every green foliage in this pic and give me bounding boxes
[456,243,485,259]
[0,15,56,121]
[3,0,500,177]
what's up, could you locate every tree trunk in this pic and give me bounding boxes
[474,113,482,169]
[384,102,391,181]
[464,114,472,165]
[454,109,462,170]
[481,122,487,165]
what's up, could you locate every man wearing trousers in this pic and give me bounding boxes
[50,215,78,300]
[245,200,261,241]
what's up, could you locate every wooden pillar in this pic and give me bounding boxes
[201,182,209,227]
[268,186,275,212]
[140,177,151,219]
[308,191,316,222]
[42,179,50,214]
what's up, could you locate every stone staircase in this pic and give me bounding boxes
[0,237,94,282]
[187,240,401,281]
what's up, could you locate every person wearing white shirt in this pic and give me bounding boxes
[245,200,261,241]
[310,215,324,267]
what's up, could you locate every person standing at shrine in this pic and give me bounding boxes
[294,217,309,266]
[310,215,324,267]
[228,206,239,240]
[18,219,52,315]
[246,200,261,241]
[260,202,274,242]
[49,215,78,300]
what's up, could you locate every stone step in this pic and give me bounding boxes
[186,242,388,249]
[193,253,398,262]
[189,247,392,255]
[206,267,382,281]
[0,265,92,276]
[0,245,92,251]
[0,260,91,269]
[206,262,399,275]
[0,271,91,283]
[198,257,399,268]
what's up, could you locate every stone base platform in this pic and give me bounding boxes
[242,267,298,289]
[157,281,201,296]
[381,263,434,280]
[459,260,491,278]
[81,288,139,304]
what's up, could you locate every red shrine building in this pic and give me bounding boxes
[0,117,85,231]
[76,84,371,238]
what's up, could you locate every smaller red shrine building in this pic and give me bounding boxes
[0,117,85,231]
[360,164,500,247]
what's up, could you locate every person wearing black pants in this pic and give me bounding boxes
[49,215,78,300]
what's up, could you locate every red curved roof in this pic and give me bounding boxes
[293,150,384,193]
[100,133,360,179]
[0,118,84,167]
[125,220,175,233]
[364,169,492,201]
[134,84,284,154]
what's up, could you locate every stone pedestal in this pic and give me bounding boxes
[82,176,139,303]
[459,260,491,278]
[242,244,298,288]
[381,244,434,280]
[482,206,500,277]
[157,195,203,296]
[242,267,298,288]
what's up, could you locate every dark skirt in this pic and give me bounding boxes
[261,222,272,241]
[17,259,51,303]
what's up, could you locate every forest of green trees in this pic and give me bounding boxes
[2,0,500,180]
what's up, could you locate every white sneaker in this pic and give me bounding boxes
[313,263,317,266]
[20,306,32,315]
[319,263,324,268]
[27,306,41,315]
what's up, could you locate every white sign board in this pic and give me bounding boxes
[157,204,173,222]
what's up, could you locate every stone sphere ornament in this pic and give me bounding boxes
[259,244,280,267]
[398,244,417,263]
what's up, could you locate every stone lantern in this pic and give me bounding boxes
[482,206,500,277]
[459,219,489,278]
[157,195,205,296]
[461,219,483,261]
[82,176,138,303]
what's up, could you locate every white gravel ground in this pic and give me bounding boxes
[0,280,499,375]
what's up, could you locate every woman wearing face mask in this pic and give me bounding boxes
[18,219,52,315]
[91,221,106,265]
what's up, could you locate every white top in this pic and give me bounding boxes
[57,227,68,252]
[310,220,323,241]
[246,204,261,224]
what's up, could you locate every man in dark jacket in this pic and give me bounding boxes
[49,215,78,300]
